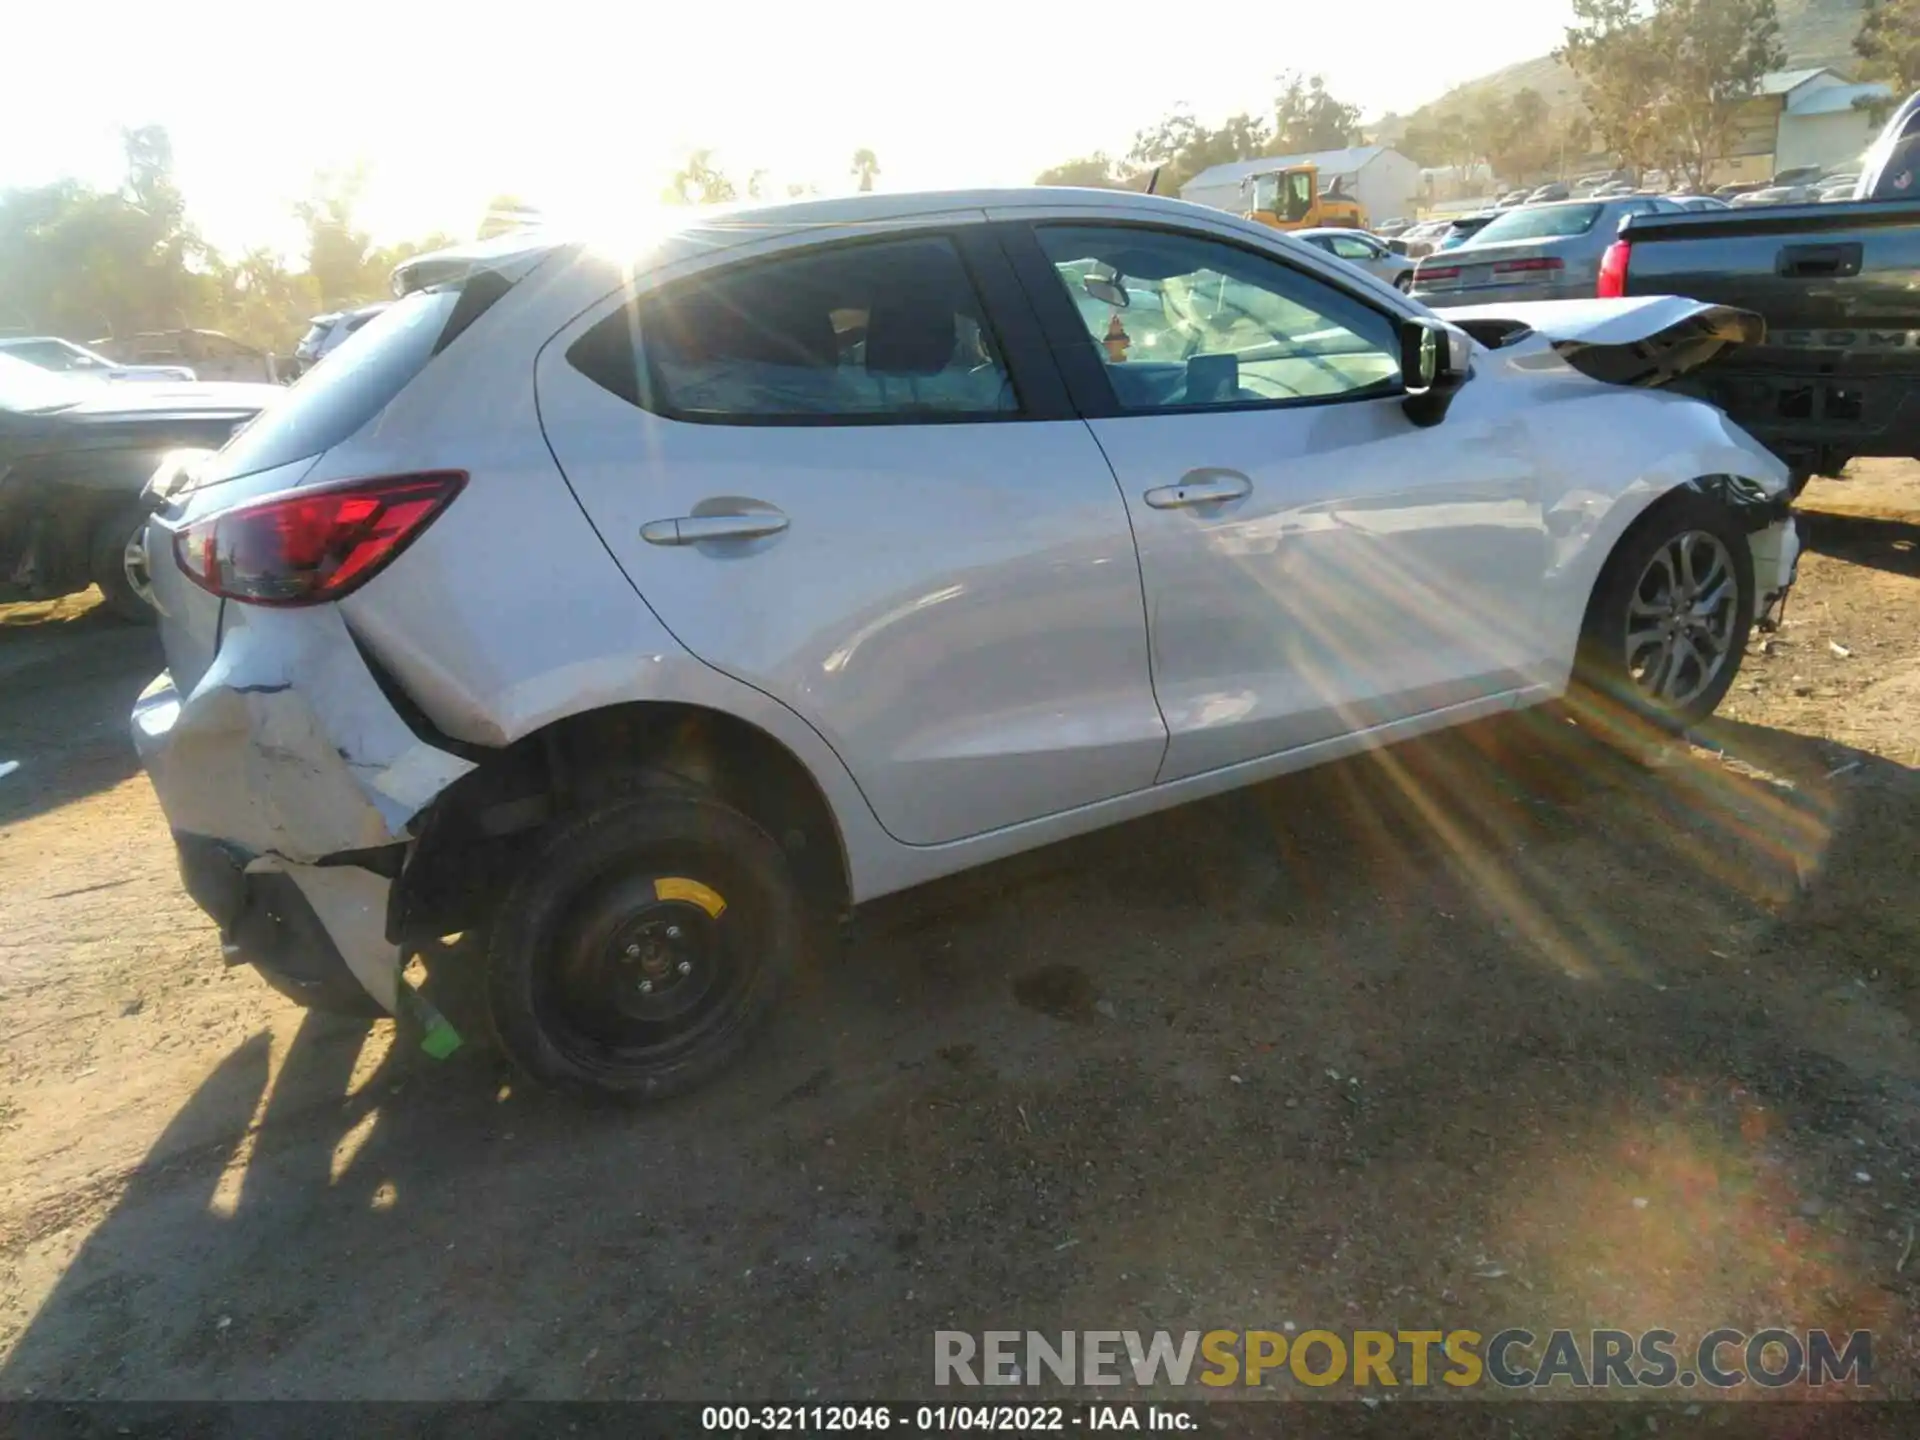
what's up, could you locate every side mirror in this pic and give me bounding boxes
[1399,318,1472,427]
[1084,275,1131,309]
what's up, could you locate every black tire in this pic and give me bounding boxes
[90,504,156,624]
[484,786,801,1101]
[1573,488,1754,731]
[1394,271,1413,291]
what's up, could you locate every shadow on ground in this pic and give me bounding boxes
[0,595,160,826]
[1797,509,1920,581]
[4,704,1915,1405]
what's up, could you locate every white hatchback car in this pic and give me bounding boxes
[132,190,1799,1099]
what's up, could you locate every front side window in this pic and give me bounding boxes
[1036,224,1402,412]
[572,236,1018,424]
[1329,236,1378,261]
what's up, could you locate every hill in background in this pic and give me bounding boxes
[1388,0,1870,133]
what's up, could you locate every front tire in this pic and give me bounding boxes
[1573,490,1755,730]
[484,786,801,1101]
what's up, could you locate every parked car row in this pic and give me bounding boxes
[1410,196,1695,303]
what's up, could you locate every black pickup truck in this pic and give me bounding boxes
[1604,92,1920,492]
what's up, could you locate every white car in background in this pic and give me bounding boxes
[131,190,1800,1100]
[1292,228,1415,290]
[0,335,195,382]
[291,303,391,377]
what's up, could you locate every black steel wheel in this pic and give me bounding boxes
[485,786,799,1100]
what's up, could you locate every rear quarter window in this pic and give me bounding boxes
[211,282,497,477]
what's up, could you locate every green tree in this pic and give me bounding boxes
[1034,154,1131,188]
[851,148,880,192]
[1560,0,1782,187]
[295,166,379,310]
[1398,110,1469,169]
[1560,0,1671,174]
[1126,107,1273,194]
[0,127,220,343]
[1272,72,1362,152]
[1855,0,1920,96]
[661,150,737,205]
[1650,0,1785,190]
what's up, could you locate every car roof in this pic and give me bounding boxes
[397,188,1265,279]
[1293,227,1374,239]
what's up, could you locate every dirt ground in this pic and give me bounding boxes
[2,465,1919,1409]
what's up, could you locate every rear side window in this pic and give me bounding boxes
[568,236,1019,424]
[213,280,501,477]
[1469,204,1604,244]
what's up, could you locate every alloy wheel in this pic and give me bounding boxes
[1624,529,1738,712]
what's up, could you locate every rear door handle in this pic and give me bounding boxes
[641,512,790,546]
[1776,243,1861,279]
[1144,469,1253,510]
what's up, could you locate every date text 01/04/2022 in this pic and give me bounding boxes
[700,1405,1197,1432]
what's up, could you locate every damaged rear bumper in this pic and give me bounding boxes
[132,607,474,1012]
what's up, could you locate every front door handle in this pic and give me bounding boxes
[641,512,790,546]
[1143,469,1253,510]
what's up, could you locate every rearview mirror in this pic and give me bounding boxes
[1083,275,1130,309]
[1399,318,1472,427]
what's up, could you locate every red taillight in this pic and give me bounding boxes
[1419,265,1462,282]
[174,472,465,606]
[1598,240,1631,298]
[1492,256,1566,275]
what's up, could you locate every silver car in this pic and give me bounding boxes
[131,190,1798,1100]
[1411,197,1685,303]
[1292,228,1415,290]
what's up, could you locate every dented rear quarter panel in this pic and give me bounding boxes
[133,604,473,863]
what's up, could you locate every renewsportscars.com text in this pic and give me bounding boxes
[934,1328,1873,1390]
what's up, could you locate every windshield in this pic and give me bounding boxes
[0,351,87,413]
[1469,204,1605,245]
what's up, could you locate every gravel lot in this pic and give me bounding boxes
[2,467,1917,1409]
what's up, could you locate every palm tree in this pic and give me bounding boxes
[851,149,880,193]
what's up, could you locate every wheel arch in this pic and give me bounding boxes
[1574,472,1782,636]
[389,699,853,946]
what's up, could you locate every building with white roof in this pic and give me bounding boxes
[1179,146,1422,225]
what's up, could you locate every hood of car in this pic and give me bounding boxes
[1434,295,1764,385]
[56,380,282,421]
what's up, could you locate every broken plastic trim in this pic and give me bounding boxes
[1692,473,1792,531]
[1555,309,1766,388]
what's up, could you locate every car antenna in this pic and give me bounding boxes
[1145,166,1161,196]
